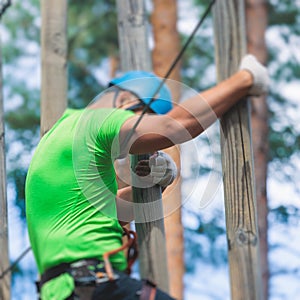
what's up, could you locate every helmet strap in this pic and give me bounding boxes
[112,87,121,108]
[125,101,145,112]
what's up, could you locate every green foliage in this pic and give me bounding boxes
[267,3,300,165]
[269,125,300,160]
[8,169,27,219]
[68,62,104,108]
[4,85,40,131]
[180,0,215,90]
[2,0,40,62]
[68,0,118,57]
[181,34,215,90]
[269,205,300,225]
[67,0,118,107]
[268,0,300,28]
[184,209,227,272]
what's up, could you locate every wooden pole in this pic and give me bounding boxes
[151,1,184,298]
[213,1,263,299]
[0,32,10,300]
[116,0,169,292]
[40,0,68,136]
[246,1,269,298]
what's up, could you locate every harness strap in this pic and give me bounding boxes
[38,228,138,290]
[125,227,139,274]
[139,280,157,300]
[103,227,138,280]
[38,259,101,291]
[40,262,71,287]
[111,86,121,108]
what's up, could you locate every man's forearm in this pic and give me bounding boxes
[168,70,253,132]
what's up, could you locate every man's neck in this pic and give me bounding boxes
[88,92,115,109]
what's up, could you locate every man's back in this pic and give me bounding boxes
[25,108,134,275]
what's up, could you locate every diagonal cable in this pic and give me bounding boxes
[121,0,217,149]
[0,246,31,280]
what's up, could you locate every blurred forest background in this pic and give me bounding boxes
[1,0,300,299]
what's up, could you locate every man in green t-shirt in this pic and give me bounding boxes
[26,90,177,300]
[26,54,269,300]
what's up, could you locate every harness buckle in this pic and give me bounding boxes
[94,271,120,284]
[70,261,120,286]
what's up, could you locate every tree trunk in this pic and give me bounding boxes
[41,0,68,136]
[213,1,263,299]
[246,1,269,299]
[109,55,119,80]
[116,0,169,292]
[0,32,10,300]
[151,1,184,299]
[151,0,181,100]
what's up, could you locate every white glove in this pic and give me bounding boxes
[149,151,177,187]
[239,54,269,96]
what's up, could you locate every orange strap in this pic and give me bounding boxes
[102,227,138,280]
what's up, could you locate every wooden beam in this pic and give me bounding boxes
[40,0,68,136]
[116,0,169,292]
[213,1,263,299]
[0,32,10,300]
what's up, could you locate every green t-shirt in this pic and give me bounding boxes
[26,108,134,277]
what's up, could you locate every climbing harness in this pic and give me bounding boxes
[37,227,137,291]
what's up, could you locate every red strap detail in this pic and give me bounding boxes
[139,280,157,300]
[102,227,138,279]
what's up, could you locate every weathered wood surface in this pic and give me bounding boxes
[116,0,169,292]
[0,33,10,300]
[213,1,263,299]
[40,0,68,136]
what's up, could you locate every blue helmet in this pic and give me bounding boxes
[108,71,173,114]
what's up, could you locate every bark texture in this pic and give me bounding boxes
[246,0,269,298]
[151,1,184,299]
[41,0,68,136]
[213,1,263,299]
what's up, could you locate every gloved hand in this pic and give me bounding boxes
[239,54,269,96]
[149,151,177,188]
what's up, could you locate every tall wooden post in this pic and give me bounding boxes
[41,0,68,136]
[0,33,10,300]
[213,1,263,299]
[151,1,184,298]
[116,0,169,292]
[246,1,269,298]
